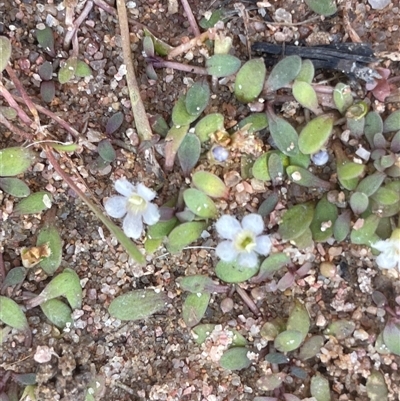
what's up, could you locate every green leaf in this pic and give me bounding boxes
[0,177,30,197]
[295,59,315,83]
[371,186,400,206]
[291,227,313,249]
[0,106,17,120]
[383,320,400,356]
[40,299,73,329]
[36,26,55,55]
[206,54,241,77]
[258,192,279,217]
[298,335,325,360]
[37,224,63,275]
[220,347,251,370]
[150,114,169,137]
[167,221,207,253]
[349,191,369,215]
[178,132,201,176]
[144,237,163,254]
[182,293,210,327]
[278,202,314,241]
[0,296,29,332]
[252,152,271,181]
[274,330,304,352]
[350,214,380,246]
[0,147,35,176]
[356,171,386,196]
[215,259,259,283]
[192,171,228,198]
[40,80,56,103]
[289,152,310,169]
[106,112,124,135]
[268,115,299,156]
[58,56,78,84]
[234,58,266,103]
[346,101,368,120]
[108,290,168,321]
[310,374,331,401]
[324,319,356,340]
[185,81,210,116]
[266,55,302,92]
[256,373,285,391]
[199,9,224,29]
[298,115,333,154]
[26,268,82,310]
[287,300,310,342]
[183,188,218,218]
[383,110,400,133]
[98,139,116,162]
[309,196,338,241]
[75,60,92,77]
[237,113,269,133]
[194,113,225,142]
[0,36,12,72]
[268,152,284,183]
[164,124,189,171]
[147,217,179,240]
[2,266,27,288]
[14,191,52,215]
[337,161,365,180]
[143,27,174,56]
[286,166,331,189]
[172,95,198,126]
[305,0,337,16]
[45,142,79,152]
[293,81,321,114]
[333,83,353,114]
[366,370,389,401]
[365,111,383,146]
[252,252,290,283]
[192,323,216,344]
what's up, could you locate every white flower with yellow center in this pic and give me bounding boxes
[104,178,160,239]
[215,214,272,268]
[372,228,400,271]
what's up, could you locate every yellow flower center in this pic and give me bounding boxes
[127,193,147,214]
[234,230,256,253]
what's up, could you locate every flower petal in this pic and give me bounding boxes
[216,240,238,262]
[104,196,127,218]
[237,251,258,268]
[376,252,397,270]
[242,214,264,236]
[115,178,135,197]
[137,183,157,202]
[215,215,241,240]
[372,240,392,253]
[255,235,272,256]
[143,203,160,225]
[122,212,143,239]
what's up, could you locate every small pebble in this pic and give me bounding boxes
[220,297,234,314]
[311,150,329,166]
[320,262,337,278]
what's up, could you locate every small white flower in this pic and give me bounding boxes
[372,228,400,271]
[104,178,160,239]
[215,214,272,268]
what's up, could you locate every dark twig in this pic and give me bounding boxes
[235,284,261,316]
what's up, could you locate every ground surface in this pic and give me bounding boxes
[1,0,400,400]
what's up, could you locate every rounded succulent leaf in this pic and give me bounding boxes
[268,116,299,156]
[37,224,63,275]
[309,196,338,241]
[108,290,168,321]
[75,60,92,77]
[0,296,29,332]
[206,54,241,77]
[0,147,35,176]
[178,133,201,176]
[40,299,73,329]
[310,374,331,401]
[182,292,210,327]
[298,335,325,360]
[192,171,228,198]
[234,58,266,103]
[220,347,251,370]
[324,319,356,340]
[215,260,259,283]
[287,300,310,341]
[305,0,337,16]
[14,191,52,215]
[58,56,77,84]
[295,59,315,83]
[183,188,218,218]
[333,82,353,114]
[349,191,369,215]
[274,330,304,352]
[266,55,302,92]
[194,113,225,142]
[185,81,210,116]
[383,110,400,133]
[293,81,320,114]
[278,202,314,241]
[167,221,207,253]
[298,115,333,155]
[98,139,116,162]
[0,177,30,197]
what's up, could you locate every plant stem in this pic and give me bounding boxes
[116,0,152,141]
[6,65,40,128]
[13,95,80,138]
[0,111,33,140]
[180,0,200,37]
[152,59,208,75]
[45,146,145,265]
